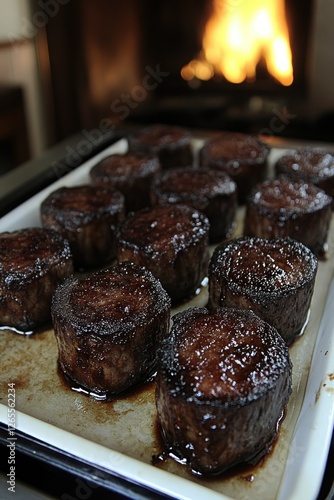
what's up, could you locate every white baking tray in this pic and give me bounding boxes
[0,137,334,500]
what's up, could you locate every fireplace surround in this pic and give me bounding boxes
[36,0,334,146]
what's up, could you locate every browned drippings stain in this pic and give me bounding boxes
[92,380,156,426]
[315,374,334,401]
[324,373,334,394]
[315,384,322,403]
[55,360,157,426]
[0,327,59,401]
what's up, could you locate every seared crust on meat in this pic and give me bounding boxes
[275,146,334,202]
[208,236,318,345]
[151,167,238,243]
[52,262,171,396]
[128,123,193,169]
[0,227,73,332]
[199,132,270,203]
[41,185,125,270]
[156,307,292,475]
[90,153,161,213]
[116,204,210,304]
[244,177,332,257]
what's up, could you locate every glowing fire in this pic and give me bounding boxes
[181,0,294,86]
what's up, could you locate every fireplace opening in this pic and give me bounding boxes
[144,0,312,95]
[41,0,334,144]
[180,0,294,87]
[127,0,313,134]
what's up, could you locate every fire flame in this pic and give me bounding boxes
[181,0,293,86]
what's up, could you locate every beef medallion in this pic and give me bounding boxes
[52,262,171,397]
[208,236,318,345]
[156,307,292,475]
[0,227,73,333]
[116,204,210,304]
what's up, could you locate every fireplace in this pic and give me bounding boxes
[139,0,310,93]
[38,0,334,144]
[126,0,313,134]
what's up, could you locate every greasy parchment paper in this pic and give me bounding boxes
[0,137,334,500]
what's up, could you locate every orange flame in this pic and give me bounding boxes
[181,0,293,86]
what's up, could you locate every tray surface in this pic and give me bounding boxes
[0,137,334,500]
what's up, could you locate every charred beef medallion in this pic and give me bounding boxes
[275,146,334,203]
[244,177,333,258]
[116,204,210,304]
[199,132,270,203]
[52,262,171,397]
[41,185,125,271]
[0,227,73,333]
[208,236,318,345]
[155,307,292,475]
[127,123,193,169]
[151,167,238,243]
[90,153,161,213]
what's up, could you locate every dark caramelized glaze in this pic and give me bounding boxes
[128,124,193,169]
[41,185,125,269]
[0,227,73,332]
[41,185,125,228]
[55,263,170,336]
[248,178,331,212]
[52,262,171,395]
[117,204,210,304]
[202,132,269,164]
[208,236,318,344]
[130,124,191,148]
[224,239,315,293]
[0,227,71,276]
[244,178,332,257]
[151,167,238,243]
[91,153,160,179]
[200,132,270,203]
[275,146,334,200]
[171,309,288,403]
[156,307,292,475]
[118,204,208,252]
[90,153,161,212]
